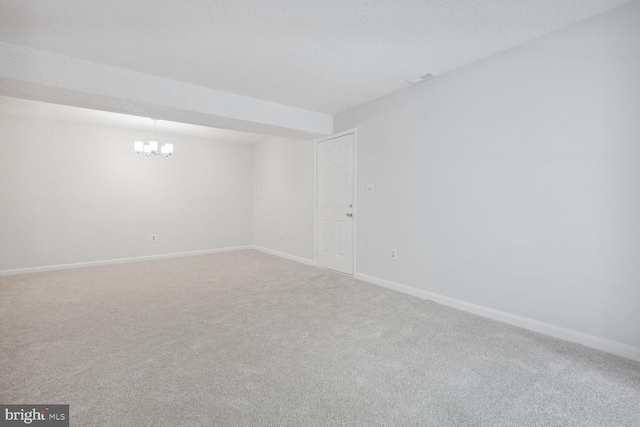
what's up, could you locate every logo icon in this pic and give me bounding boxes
[0,405,68,426]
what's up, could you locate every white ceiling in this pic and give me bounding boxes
[0,96,269,144]
[0,0,632,115]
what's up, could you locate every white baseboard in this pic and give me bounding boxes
[354,272,640,363]
[0,246,253,277]
[251,245,316,266]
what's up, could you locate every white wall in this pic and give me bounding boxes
[0,115,254,271]
[253,137,315,261]
[335,1,640,350]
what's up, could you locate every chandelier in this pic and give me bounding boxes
[134,120,174,157]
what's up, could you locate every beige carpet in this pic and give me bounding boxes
[1,250,639,426]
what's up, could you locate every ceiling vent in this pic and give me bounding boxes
[406,73,437,85]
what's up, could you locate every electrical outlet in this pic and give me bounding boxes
[366,184,375,195]
[151,235,157,243]
[390,248,397,260]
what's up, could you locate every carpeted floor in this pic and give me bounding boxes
[1,250,639,426]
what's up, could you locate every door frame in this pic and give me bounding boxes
[313,128,358,276]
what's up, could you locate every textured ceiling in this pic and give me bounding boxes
[0,0,633,114]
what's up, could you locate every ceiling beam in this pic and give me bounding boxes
[0,42,333,139]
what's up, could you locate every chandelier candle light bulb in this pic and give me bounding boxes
[134,120,174,157]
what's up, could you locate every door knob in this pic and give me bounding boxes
[346,213,353,217]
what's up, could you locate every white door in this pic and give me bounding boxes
[316,133,355,274]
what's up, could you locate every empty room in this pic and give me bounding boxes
[1,1,639,426]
